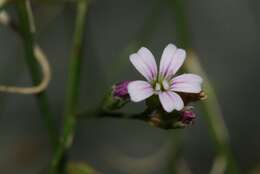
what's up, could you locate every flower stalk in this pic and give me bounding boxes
[15,0,58,150]
[50,0,89,173]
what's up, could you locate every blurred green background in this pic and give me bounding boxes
[0,0,259,173]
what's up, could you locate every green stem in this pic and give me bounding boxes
[168,0,239,173]
[50,0,89,173]
[15,0,58,150]
[186,55,238,173]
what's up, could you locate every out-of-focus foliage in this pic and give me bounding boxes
[67,161,99,174]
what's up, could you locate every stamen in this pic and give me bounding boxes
[154,83,161,94]
[162,80,170,90]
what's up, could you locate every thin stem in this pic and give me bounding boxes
[168,0,239,173]
[185,52,238,174]
[15,0,58,150]
[0,46,51,94]
[50,0,89,173]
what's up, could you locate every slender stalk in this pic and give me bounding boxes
[50,0,89,173]
[15,0,58,150]
[168,0,239,173]
[185,52,238,174]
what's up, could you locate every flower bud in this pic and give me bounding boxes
[179,106,196,125]
[113,80,131,99]
[102,81,131,111]
[178,91,207,105]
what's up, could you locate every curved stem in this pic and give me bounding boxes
[0,10,51,95]
[50,0,89,173]
[15,0,58,150]
[0,45,51,94]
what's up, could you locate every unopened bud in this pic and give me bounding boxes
[102,81,131,111]
[180,107,196,125]
[178,91,207,105]
[113,80,131,99]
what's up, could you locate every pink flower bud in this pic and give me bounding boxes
[179,106,196,125]
[113,80,131,99]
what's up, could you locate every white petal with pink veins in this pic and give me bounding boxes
[137,47,158,77]
[159,44,186,79]
[172,73,203,84]
[159,91,184,112]
[159,44,176,77]
[128,80,154,102]
[171,83,201,93]
[171,73,202,93]
[129,47,157,82]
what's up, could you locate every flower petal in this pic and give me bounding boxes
[129,47,157,82]
[128,80,154,102]
[159,91,184,112]
[137,47,158,77]
[171,74,203,93]
[172,73,203,84]
[171,83,201,93]
[159,44,186,79]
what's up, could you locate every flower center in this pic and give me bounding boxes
[153,79,170,94]
[162,80,170,90]
[154,82,161,94]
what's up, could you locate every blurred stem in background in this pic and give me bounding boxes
[0,0,7,12]
[50,0,89,173]
[168,0,239,173]
[15,0,58,150]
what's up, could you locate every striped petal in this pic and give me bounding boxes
[159,44,186,79]
[171,74,203,93]
[128,80,154,102]
[159,91,184,112]
[172,74,203,84]
[129,47,157,82]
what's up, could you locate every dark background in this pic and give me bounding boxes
[0,0,259,173]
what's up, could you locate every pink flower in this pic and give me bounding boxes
[127,44,203,112]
